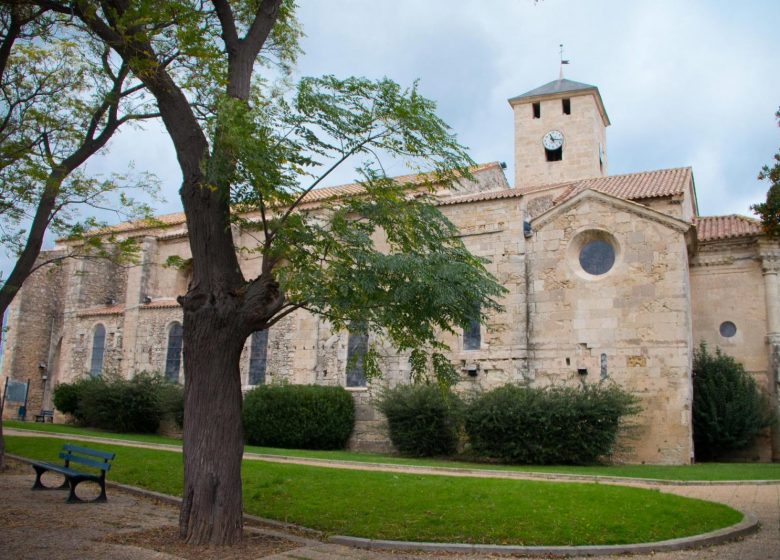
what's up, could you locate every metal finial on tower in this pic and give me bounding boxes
[559,43,570,80]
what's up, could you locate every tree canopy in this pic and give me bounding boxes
[0,3,158,471]
[17,0,506,545]
[751,108,780,236]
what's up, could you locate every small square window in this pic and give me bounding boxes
[545,147,563,162]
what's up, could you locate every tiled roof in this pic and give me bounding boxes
[97,163,503,236]
[437,187,522,206]
[98,211,187,235]
[428,167,694,209]
[507,79,610,125]
[76,304,125,317]
[509,79,598,102]
[142,298,181,309]
[694,215,764,242]
[550,167,693,205]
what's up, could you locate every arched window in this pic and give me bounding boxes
[89,324,106,377]
[248,330,269,385]
[165,322,183,382]
[346,324,368,387]
[463,303,481,351]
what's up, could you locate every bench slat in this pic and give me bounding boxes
[32,462,100,479]
[58,452,112,471]
[32,444,114,503]
[62,443,115,460]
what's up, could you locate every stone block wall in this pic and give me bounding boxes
[1,252,66,419]
[690,238,776,461]
[64,312,125,382]
[513,92,607,189]
[527,193,694,464]
[438,196,529,391]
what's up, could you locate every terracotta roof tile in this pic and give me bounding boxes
[141,298,181,309]
[77,304,125,317]
[694,215,763,242]
[437,187,522,206]
[550,167,693,205]
[438,167,693,208]
[98,163,503,236]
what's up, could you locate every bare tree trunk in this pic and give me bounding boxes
[0,414,5,471]
[179,308,247,545]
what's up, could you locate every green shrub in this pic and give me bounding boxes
[243,385,355,450]
[52,376,101,420]
[53,372,175,433]
[158,381,185,428]
[376,384,463,457]
[465,384,640,464]
[693,343,776,460]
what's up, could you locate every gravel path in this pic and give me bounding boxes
[3,431,779,559]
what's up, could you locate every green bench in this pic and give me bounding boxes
[31,444,115,503]
[33,410,53,423]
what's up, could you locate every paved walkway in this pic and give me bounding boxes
[3,429,780,559]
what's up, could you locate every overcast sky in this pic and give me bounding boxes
[3,0,780,279]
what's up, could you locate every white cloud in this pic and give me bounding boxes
[2,0,779,278]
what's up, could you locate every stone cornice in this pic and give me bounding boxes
[758,240,780,273]
[455,223,506,238]
[531,188,691,233]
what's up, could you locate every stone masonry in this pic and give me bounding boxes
[3,77,779,464]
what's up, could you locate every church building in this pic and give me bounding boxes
[3,78,779,464]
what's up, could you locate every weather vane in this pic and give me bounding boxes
[559,43,570,80]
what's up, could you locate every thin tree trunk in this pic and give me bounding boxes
[0,414,5,471]
[179,308,247,545]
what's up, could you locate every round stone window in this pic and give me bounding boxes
[719,321,737,338]
[568,229,620,280]
[579,239,616,276]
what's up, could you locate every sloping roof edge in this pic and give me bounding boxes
[70,162,505,240]
[532,188,692,233]
[508,79,610,126]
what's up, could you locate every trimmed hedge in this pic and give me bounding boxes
[52,372,182,433]
[693,342,776,460]
[243,384,355,450]
[376,384,462,457]
[465,384,640,464]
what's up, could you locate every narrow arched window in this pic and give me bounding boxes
[90,324,106,377]
[165,321,183,383]
[463,303,481,351]
[346,324,368,387]
[249,330,269,385]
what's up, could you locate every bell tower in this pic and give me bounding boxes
[508,79,610,190]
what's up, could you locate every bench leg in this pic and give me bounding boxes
[31,465,69,491]
[66,476,108,503]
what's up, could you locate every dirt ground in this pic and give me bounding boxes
[0,457,310,560]
[2,455,779,560]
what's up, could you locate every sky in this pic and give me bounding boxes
[2,0,780,279]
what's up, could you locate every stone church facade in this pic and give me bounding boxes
[3,78,779,464]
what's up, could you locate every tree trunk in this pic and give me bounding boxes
[179,308,247,545]
[0,415,5,471]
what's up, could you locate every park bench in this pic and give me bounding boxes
[30,444,115,503]
[33,410,54,423]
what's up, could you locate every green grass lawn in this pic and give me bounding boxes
[6,435,742,545]
[6,420,780,481]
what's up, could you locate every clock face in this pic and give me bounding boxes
[543,130,564,150]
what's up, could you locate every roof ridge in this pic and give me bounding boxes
[696,213,760,221]
[70,162,504,238]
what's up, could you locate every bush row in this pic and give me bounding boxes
[53,372,183,433]
[377,383,640,464]
[242,384,355,450]
[692,342,776,460]
[53,375,354,448]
